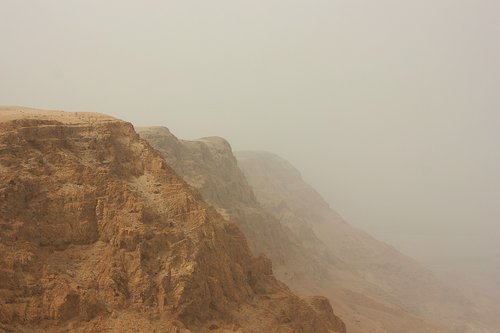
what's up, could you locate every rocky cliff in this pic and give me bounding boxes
[0,107,345,333]
[137,127,460,333]
[136,128,333,293]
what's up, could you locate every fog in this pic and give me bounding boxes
[1,0,499,300]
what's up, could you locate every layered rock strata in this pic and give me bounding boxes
[0,107,345,333]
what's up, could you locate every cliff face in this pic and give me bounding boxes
[236,151,498,333]
[0,107,345,333]
[138,127,455,333]
[136,128,333,293]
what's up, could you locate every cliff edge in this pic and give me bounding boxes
[0,107,345,333]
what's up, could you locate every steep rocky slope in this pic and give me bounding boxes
[138,127,459,333]
[136,128,332,293]
[236,151,499,333]
[0,107,345,333]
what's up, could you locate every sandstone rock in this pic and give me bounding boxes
[138,126,494,332]
[136,128,332,293]
[0,107,343,333]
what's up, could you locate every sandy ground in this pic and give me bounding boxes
[0,106,116,124]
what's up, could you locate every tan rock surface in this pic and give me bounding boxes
[138,127,450,333]
[0,107,344,333]
[136,128,327,292]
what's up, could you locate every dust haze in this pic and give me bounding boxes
[1,0,499,309]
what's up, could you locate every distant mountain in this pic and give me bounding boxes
[236,151,500,333]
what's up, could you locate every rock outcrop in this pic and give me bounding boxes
[139,126,498,333]
[137,127,452,333]
[0,107,345,333]
[136,128,331,292]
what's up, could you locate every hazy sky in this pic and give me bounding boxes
[1,1,499,265]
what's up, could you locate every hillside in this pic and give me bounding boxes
[138,127,463,333]
[0,107,345,333]
[236,151,500,333]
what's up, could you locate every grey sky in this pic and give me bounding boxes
[1,0,499,267]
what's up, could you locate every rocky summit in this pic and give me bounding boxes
[0,107,345,333]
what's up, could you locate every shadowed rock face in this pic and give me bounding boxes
[0,107,345,333]
[137,127,445,333]
[136,127,333,293]
[138,126,498,333]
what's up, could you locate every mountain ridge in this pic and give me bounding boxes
[138,126,463,333]
[236,150,499,333]
[0,107,345,333]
